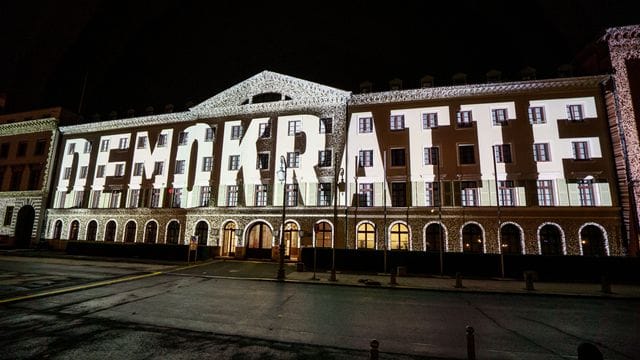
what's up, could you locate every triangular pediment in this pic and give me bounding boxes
[192,70,350,111]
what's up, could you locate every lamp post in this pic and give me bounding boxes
[330,166,344,282]
[276,155,288,281]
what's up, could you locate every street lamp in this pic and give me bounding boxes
[330,166,344,281]
[276,155,288,281]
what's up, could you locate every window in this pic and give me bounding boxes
[230,125,243,139]
[172,188,182,207]
[491,108,509,126]
[578,179,595,206]
[359,117,373,133]
[226,185,238,206]
[390,223,410,250]
[319,118,333,134]
[129,189,140,208]
[79,166,88,179]
[137,136,148,148]
[35,140,47,155]
[425,182,440,206]
[118,137,128,150]
[205,127,215,141]
[154,161,164,175]
[287,152,300,168]
[359,183,374,207]
[537,180,555,206]
[528,106,546,124]
[255,185,267,206]
[423,147,439,165]
[359,150,373,167]
[17,142,27,157]
[73,191,84,208]
[229,155,240,170]
[286,184,298,206]
[318,183,332,206]
[288,120,302,135]
[391,182,407,207]
[151,189,161,208]
[390,115,405,130]
[28,166,41,190]
[110,191,121,208]
[100,139,110,152]
[114,164,124,177]
[422,113,438,129]
[257,153,269,170]
[572,141,590,160]
[259,122,271,138]
[390,148,405,167]
[493,144,512,163]
[567,104,584,121]
[166,221,180,244]
[10,168,23,190]
[133,163,144,176]
[96,165,105,178]
[202,157,213,172]
[456,110,473,127]
[533,143,550,162]
[461,181,478,206]
[3,206,13,226]
[459,145,475,164]
[357,223,375,249]
[0,143,9,158]
[498,180,516,206]
[318,150,332,167]
[178,131,189,145]
[91,190,101,208]
[175,160,185,174]
[63,167,72,180]
[67,143,76,155]
[315,221,332,248]
[199,186,211,206]
[158,134,167,147]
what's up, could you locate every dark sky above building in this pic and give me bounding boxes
[0,0,637,118]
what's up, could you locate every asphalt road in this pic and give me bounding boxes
[0,257,638,359]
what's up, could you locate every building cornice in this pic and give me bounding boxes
[60,112,197,135]
[0,118,58,136]
[603,25,640,47]
[348,75,610,106]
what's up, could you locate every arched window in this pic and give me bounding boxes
[53,220,62,240]
[196,221,209,245]
[314,221,332,248]
[69,220,79,240]
[105,221,116,242]
[86,221,97,241]
[357,223,375,249]
[390,222,409,250]
[145,221,157,243]
[166,221,180,244]
[124,221,136,243]
[425,223,444,252]
[247,222,272,248]
[222,222,235,255]
[539,224,562,255]
[462,224,483,253]
[500,224,522,254]
[283,222,299,256]
[580,225,606,256]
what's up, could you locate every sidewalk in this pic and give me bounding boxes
[3,249,640,299]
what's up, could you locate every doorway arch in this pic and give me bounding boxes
[580,224,608,256]
[462,223,484,253]
[500,223,523,254]
[221,221,236,256]
[246,221,273,259]
[15,205,35,248]
[538,223,564,255]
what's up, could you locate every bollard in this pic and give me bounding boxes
[369,339,379,360]
[390,271,397,285]
[466,326,476,360]
[524,271,535,291]
[600,275,612,294]
[455,272,463,288]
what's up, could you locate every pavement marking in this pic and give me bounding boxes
[0,271,162,305]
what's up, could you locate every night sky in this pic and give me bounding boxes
[0,0,637,118]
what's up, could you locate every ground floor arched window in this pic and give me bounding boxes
[87,220,97,241]
[124,221,136,243]
[462,223,483,253]
[69,220,79,241]
[196,221,209,245]
[166,221,180,244]
[357,222,375,249]
[105,221,116,242]
[221,222,235,255]
[500,224,522,254]
[580,225,606,256]
[425,223,444,252]
[247,222,272,249]
[314,221,332,248]
[145,221,157,243]
[540,224,563,255]
[389,222,409,250]
[53,220,62,240]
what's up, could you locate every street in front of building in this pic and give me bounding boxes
[0,256,638,359]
